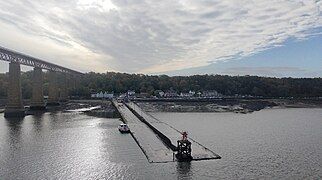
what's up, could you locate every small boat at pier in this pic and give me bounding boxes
[118,123,130,133]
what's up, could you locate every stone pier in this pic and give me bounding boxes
[67,74,75,98]
[4,62,25,118]
[59,73,68,102]
[73,75,78,90]
[47,71,60,106]
[30,67,46,110]
[67,74,74,92]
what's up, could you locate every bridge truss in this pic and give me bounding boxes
[0,46,83,75]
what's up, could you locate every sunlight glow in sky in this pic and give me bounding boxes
[0,0,321,77]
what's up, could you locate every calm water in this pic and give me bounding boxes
[0,108,321,179]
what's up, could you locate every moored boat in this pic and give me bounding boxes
[118,123,130,133]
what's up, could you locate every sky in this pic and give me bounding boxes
[0,0,321,77]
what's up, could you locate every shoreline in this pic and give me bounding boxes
[135,98,322,114]
[1,98,321,115]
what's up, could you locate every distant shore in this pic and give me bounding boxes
[1,98,321,115]
[0,99,119,118]
[135,98,322,113]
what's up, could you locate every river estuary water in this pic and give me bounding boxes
[0,108,321,179]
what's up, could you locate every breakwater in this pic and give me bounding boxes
[124,103,177,151]
[113,100,221,162]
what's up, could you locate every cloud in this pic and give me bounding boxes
[222,66,307,77]
[0,0,321,73]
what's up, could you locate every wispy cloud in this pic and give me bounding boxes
[222,66,307,77]
[0,0,321,73]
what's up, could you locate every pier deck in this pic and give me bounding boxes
[113,101,173,163]
[126,102,221,161]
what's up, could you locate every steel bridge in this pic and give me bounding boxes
[0,46,83,117]
[0,46,83,75]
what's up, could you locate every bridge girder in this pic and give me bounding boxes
[0,46,83,75]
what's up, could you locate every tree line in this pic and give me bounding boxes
[0,71,321,99]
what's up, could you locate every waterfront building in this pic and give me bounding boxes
[164,91,179,98]
[202,90,222,98]
[91,91,114,99]
[154,90,165,97]
[127,90,136,96]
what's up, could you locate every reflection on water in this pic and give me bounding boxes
[176,162,193,180]
[5,117,24,131]
[0,108,321,179]
[5,117,24,154]
[31,112,45,133]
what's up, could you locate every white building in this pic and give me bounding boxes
[180,90,195,98]
[164,91,179,98]
[127,90,136,96]
[91,91,114,99]
[189,90,195,95]
[98,91,104,98]
[154,90,165,97]
[104,92,114,99]
[180,92,193,97]
[202,90,221,97]
[159,91,165,97]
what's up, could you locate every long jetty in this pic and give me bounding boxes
[113,100,221,163]
[113,100,174,163]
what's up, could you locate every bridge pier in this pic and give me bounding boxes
[30,67,46,110]
[1,46,82,108]
[67,74,74,99]
[4,62,25,118]
[73,76,77,90]
[68,74,73,90]
[59,73,68,102]
[47,71,60,106]
[72,76,78,98]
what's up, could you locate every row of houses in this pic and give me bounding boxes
[159,90,222,98]
[91,90,222,99]
[91,92,114,99]
[132,90,222,98]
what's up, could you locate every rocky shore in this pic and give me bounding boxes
[64,100,119,118]
[1,98,321,116]
[136,99,322,113]
[0,99,119,118]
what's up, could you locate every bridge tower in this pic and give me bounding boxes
[4,62,25,117]
[30,67,46,110]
